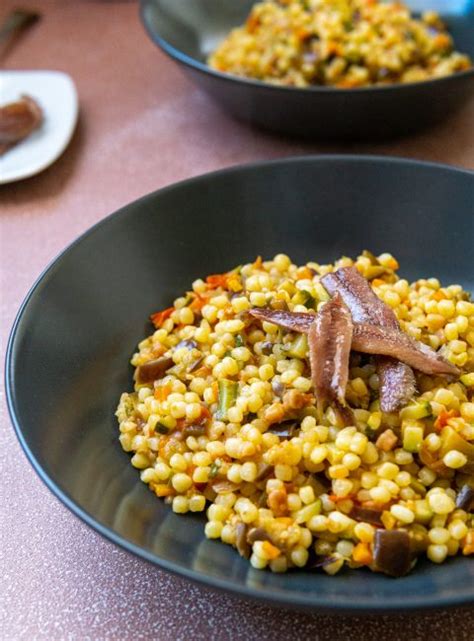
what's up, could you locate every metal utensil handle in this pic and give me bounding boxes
[0,9,40,44]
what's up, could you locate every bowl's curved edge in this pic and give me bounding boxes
[139,0,474,97]
[5,154,474,613]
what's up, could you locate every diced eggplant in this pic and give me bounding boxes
[349,505,383,526]
[235,523,251,558]
[182,424,206,438]
[246,527,273,545]
[268,420,299,439]
[456,485,474,512]
[373,529,412,577]
[136,356,174,383]
[176,339,198,350]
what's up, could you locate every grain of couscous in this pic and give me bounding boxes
[116,251,474,576]
[208,0,472,88]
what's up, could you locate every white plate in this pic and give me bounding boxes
[0,70,78,184]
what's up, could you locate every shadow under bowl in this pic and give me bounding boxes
[140,0,474,140]
[6,155,474,612]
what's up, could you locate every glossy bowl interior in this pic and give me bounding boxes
[141,0,474,139]
[6,156,474,612]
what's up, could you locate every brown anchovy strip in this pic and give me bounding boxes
[307,294,353,411]
[321,267,416,412]
[375,360,416,413]
[249,307,315,332]
[249,308,457,376]
[0,95,43,155]
[352,323,459,377]
[375,357,416,413]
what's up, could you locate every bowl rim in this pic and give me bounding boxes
[139,0,474,95]
[5,154,474,613]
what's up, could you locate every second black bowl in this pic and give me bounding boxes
[141,0,474,140]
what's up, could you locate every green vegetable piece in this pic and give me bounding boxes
[215,379,238,420]
[439,426,474,463]
[287,333,308,359]
[293,289,316,309]
[410,481,428,498]
[403,425,424,452]
[400,401,432,421]
[209,461,221,478]
[294,499,321,524]
[235,334,244,347]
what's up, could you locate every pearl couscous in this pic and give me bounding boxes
[208,0,472,88]
[116,251,474,576]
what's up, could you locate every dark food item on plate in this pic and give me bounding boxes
[0,94,43,155]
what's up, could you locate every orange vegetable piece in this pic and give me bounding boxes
[463,531,474,555]
[192,365,212,378]
[253,255,263,269]
[151,345,167,358]
[150,306,174,328]
[297,27,311,41]
[336,79,361,88]
[267,489,288,516]
[352,542,373,565]
[296,266,314,280]
[199,404,212,422]
[154,485,174,497]
[376,428,398,452]
[329,494,355,503]
[434,409,458,431]
[227,273,243,292]
[246,13,260,33]
[327,40,343,56]
[261,541,281,560]
[434,33,450,50]
[189,294,206,312]
[154,384,172,401]
[206,274,228,289]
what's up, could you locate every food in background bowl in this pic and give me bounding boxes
[208,0,472,88]
[116,251,474,577]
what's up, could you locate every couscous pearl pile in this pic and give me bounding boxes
[117,252,473,575]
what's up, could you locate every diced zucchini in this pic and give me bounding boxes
[403,425,424,452]
[400,401,432,421]
[215,379,238,420]
[314,282,330,302]
[294,500,321,524]
[367,411,382,431]
[439,426,474,463]
[287,333,308,359]
[292,289,316,309]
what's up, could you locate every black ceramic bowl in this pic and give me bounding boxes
[6,156,474,612]
[140,0,474,140]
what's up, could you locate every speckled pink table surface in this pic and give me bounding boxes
[1,1,473,639]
